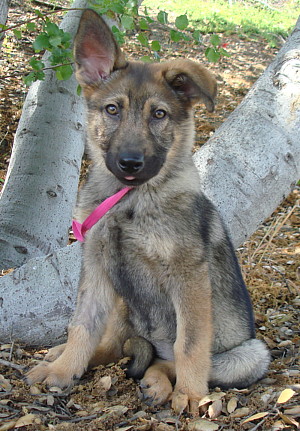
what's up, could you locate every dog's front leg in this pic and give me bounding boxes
[171,263,213,415]
[26,268,115,388]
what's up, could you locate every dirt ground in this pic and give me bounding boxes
[0,1,299,430]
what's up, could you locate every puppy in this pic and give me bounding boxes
[27,9,270,414]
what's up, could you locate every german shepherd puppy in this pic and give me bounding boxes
[27,9,270,414]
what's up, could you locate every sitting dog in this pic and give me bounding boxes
[27,9,270,414]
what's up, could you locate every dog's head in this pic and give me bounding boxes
[74,9,217,186]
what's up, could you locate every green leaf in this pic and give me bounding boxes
[49,47,72,66]
[137,33,149,47]
[35,70,45,80]
[13,29,22,39]
[33,34,50,51]
[139,18,149,30]
[26,22,36,32]
[140,55,153,63]
[170,29,182,42]
[157,10,168,25]
[111,26,125,45]
[76,85,82,96]
[210,34,221,47]
[29,57,44,71]
[49,35,62,47]
[121,15,134,30]
[44,21,60,37]
[175,14,189,31]
[55,64,73,81]
[145,15,154,24]
[110,3,125,14]
[23,72,36,87]
[0,24,8,30]
[193,30,202,43]
[151,40,161,52]
[61,31,71,45]
[205,47,220,62]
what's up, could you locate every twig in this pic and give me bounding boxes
[0,358,25,371]
[9,341,14,362]
[1,62,74,81]
[248,416,269,431]
[0,404,20,414]
[31,0,64,10]
[0,391,13,398]
[68,414,98,423]
[0,8,84,35]
[258,203,298,264]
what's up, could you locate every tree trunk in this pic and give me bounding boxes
[0,0,10,48]
[193,16,300,248]
[0,17,299,346]
[0,0,88,271]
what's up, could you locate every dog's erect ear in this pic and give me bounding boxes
[74,9,127,87]
[162,60,217,112]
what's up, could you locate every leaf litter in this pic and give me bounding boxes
[0,0,299,430]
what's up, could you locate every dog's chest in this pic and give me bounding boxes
[97,207,178,343]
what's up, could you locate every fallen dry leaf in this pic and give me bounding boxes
[188,418,219,430]
[241,411,269,424]
[230,407,250,418]
[278,412,299,427]
[14,413,41,427]
[99,375,112,391]
[0,375,12,392]
[0,421,17,431]
[227,396,238,414]
[198,391,226,407]
[277,388,296,404]
[208,399,223,419]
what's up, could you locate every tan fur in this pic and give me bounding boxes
[26,9,270,415]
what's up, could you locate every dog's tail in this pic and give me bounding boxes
[123,336,155,380]
[209,338,270,389]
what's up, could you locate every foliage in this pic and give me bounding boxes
[24,18,73,86]
[0,0,230,85]
[205,34,230,62]
[144,0,298,46]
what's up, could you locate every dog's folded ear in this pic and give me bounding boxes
[162,60,217,112]
[73,9,127,87]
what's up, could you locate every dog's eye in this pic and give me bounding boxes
[105,104,119,116]
[153,109,166,119]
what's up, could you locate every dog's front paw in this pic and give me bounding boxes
[171,388,205,415]
[140,373,173,406]
[44,344,66,362]
[26,360,79,388]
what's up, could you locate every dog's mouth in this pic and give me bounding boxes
[106,152,166,186]
[117,175,149,186]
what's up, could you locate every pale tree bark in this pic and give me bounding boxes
[0,17,299,346]
[0,0,10,48]
[194,17,300,248]
[0,0,88,271]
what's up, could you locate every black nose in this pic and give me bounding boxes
[118,153,144,174]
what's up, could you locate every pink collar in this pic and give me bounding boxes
[72,187,133,242]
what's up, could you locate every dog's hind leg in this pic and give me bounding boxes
[89,299,132,368]
[43,298,130,368]
[26,270,122,388]
[140,359,175,407]
[209,338,270,389]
